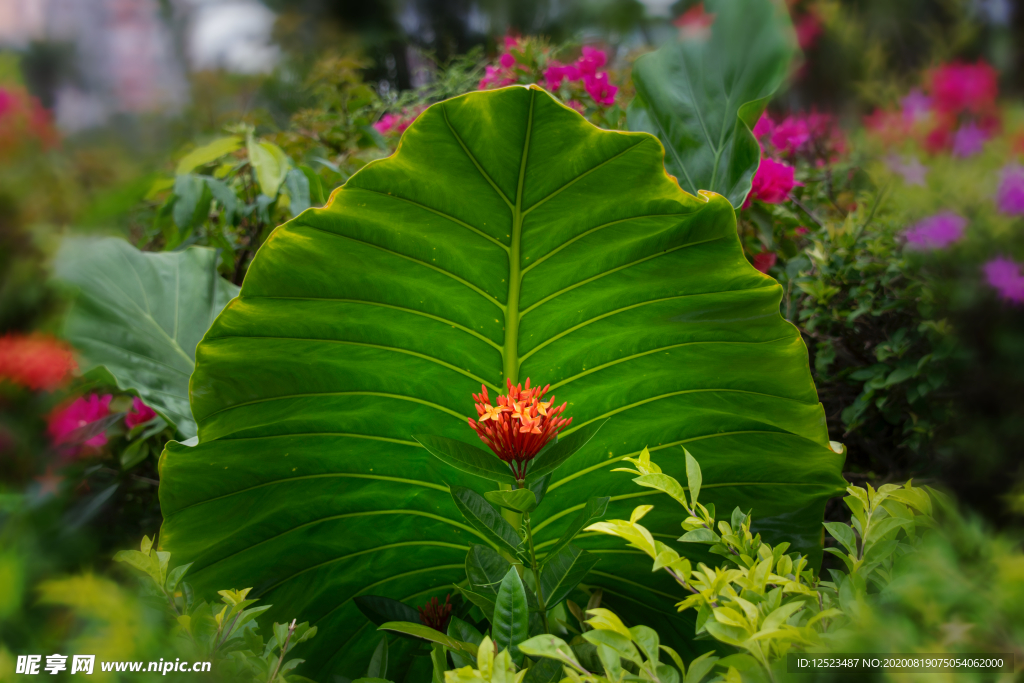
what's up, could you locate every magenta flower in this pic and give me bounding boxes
[984,257,1024,303]
[770,116,811,154]
[752,113,774,140]
[904,212,966,250]
[583,72,617,106]
[125,397,157,429]
[499,53,516,69]
[48,394,112,455]
[951,122,988,157]
[996,163,1024,215]
[752,252,777,273]
[543,61,580,90]
[478,64,515,90]
[575,46,607,77]
[744,158,798,207]
[929,61,998,115]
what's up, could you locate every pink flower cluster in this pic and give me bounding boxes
[984,257,1024,303]
[480,39,619,107]
[46,394,158,458]
[753,111,846,161]
[866,60,1000,157]
[372,109,421,137]
[904,212,966,250]
[745,158,799,208]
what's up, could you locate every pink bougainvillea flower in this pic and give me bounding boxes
[752,113,774,140]
[48,394,112,455]
[503,35,520,50]
[744,158,798,207]
[583,72,617,106]
[904,212,966,250]
[928,61,998,115]
[418,594,453,632]
[997,163,1024,215]
[886,154,928,186]
[951,121,988,157]
[983,257,1024,303]
[499,52,516,69]
[574,46,607,77]
[543,61,580,90]
[478,64,516,90]
[372,113,401,136]
[0,333,77,391]
[752,252,777,273]
[770,116,811,154]
[469,378,571,481]
[125,397,157,429]
[901,89,933,123]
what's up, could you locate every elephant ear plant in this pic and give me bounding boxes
[158,84,845,678]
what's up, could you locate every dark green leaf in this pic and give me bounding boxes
[523,657,564,682]
[484,488,538,513]
[466,544,512,595]
[450,486,522,555]
[627,0,796,207]
[539,545,600,608]
[493,567,529,665]
[414,435,516,485]
[453,586,495,622]
[524,419,608,485]
[543,497,609,560]
[447,617,483,668]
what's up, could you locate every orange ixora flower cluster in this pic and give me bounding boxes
[469,378,572,480]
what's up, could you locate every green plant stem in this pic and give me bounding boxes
[267,619,296,683]
[524,512,549,634]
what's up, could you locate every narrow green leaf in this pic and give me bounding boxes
[539,545,600,608]
[684,449,702,509]
[415,435,517,485]
[450,486,522,555]
[377,621,476,655]
[545,497,609,560]
[483,488,538,513]
[524,419,609,485]
[493,567,529,665]
[365,636,388,679]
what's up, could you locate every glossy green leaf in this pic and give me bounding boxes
[484,488,538,513]
[539,545,600,609]
[159,86,844,676]
[176,136,242,175]
[53,237,238,437]
[466,544,512,594]
[453,586,495,622]
[518,634,581,668]
[450,486,522,556]
[493,567,529,665]
[542,496,608,560]
[414,435,517,485]
[524,418,608,484]
[627,0,796,207]
[377,622,476,655]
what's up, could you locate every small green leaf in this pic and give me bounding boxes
[633,473,689,507]
[518,633,581,667]
[584,628,642,664]
[544,497,609,560]
[684,449,702,509]
[415,435,517,485]
[524,419,609,485]
[484,488,538,513]
[247,138,291,197]
[377,621,476,655]
[493,567,529,665]
[539,545,600,608]
[823,522,857,556]
[450,486,522,556]
[629,624,660,665]
[678,528,720,543]
[176,136,242,175]
[165,562,193,593]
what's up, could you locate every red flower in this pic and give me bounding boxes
[0,333,77,391]
[674,2,715,38]
[418,595,453,632]
[469,378,572,480]
[744,158,799,207]
[48,394,112,457]
[752,252,777,273]
[125,397,157,429]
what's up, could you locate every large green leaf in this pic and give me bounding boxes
[53,237,238,437]
[627,0,796,208]
[158,85,844,678]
